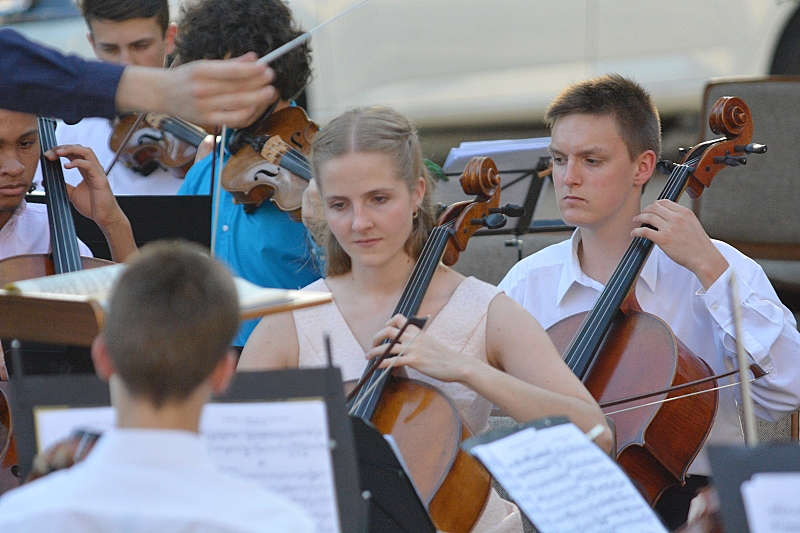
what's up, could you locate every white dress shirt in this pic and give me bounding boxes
[0,200,91,261]
[33,118,186,195]
[499,230,800,474]
[0,428,316,533]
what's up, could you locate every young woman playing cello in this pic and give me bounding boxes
[239,106,611,532]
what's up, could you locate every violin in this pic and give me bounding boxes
[0,117,112,494]
[223,106,317,216]
[108,113,206,178]
[346,157,516,532]
[546,97,766,505]
[25,429,100,483]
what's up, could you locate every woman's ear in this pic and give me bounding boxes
[412,176,426,207]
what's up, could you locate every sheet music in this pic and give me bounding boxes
[741,472,800,533]
[202,401,340,533]
[34,400,341,533]
[7,263,124,299]
[471,422,666,533]
[442,137,551,173]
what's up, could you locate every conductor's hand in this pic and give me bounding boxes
[366,314,474,383]
[631,199,728,289]
[116,52,278,129]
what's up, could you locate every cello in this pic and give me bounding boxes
[346,157,513,533]
[546,96,767,504]
[0,117,113,493]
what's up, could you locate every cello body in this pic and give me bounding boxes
[548,298,718,503]
[371,379,491,533]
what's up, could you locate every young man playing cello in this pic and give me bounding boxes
[0,241,315,532]
[0,109,135,264]
[176,0,321,347]
[498,74,800,528]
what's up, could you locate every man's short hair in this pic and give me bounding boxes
[175,0,311,102]
[104,241,239,408]
[78,0,170,34]
[545,74,661,160]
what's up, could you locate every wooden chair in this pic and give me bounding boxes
[695,76,800,441]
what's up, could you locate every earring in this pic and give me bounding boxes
[412,206,420,220]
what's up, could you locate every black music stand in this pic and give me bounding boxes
[8,346,366,533]
[440,138,573,261]
[350,417,435,533]
[26,194,211,260]
[708,443,800,533]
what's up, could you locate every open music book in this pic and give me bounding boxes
[0,264,330,346]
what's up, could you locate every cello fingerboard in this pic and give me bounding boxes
[37,117,82,274]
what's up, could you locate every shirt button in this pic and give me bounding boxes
[711,303,719,311]
[222,225,229,232]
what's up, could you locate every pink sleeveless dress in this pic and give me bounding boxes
[293,276,523,533]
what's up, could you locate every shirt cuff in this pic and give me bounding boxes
[696,266,778,367]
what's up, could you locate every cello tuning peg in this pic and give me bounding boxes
[713,155,747,166]
[677,147,688,155]
[656,160,676,174]
[489,204,524,217]
[734,142,767,154]
[470,213,507,230]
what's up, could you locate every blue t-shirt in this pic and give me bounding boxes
[178,148,321,346]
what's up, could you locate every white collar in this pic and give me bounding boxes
[556,228,659,304]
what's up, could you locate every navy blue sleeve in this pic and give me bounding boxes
[0,28,124,123]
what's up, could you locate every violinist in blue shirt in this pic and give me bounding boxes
[175,0,321,346]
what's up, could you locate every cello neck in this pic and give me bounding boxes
[348,220,455,420]
[563,155,701,379]
[37,117,82,274]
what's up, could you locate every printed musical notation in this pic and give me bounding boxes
[35,400,341,533]
[470,422,666,533]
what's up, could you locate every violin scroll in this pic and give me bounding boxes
[684,96,765,198]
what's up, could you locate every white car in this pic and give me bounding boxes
[5,0,800,127]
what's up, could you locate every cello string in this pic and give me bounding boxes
[354,225,448,415]
[354,223,453,415]
[563,160,696,370]
[40,118,80,271]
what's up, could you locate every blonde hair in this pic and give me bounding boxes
[311,107,435,276]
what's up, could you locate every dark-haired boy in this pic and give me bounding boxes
[176,0,320,347]
[499,74,800,527]
[36,0,185,195]
[0,242,315,532]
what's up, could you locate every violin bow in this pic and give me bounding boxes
[210,0,373,257]
[731,272,758,446]
[601,272,772,416]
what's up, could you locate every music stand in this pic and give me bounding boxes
[8,347,366,533]
[708,443,800,533]
[26,194,212,260]
[350,417,435,533]
[440,138,573,260]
